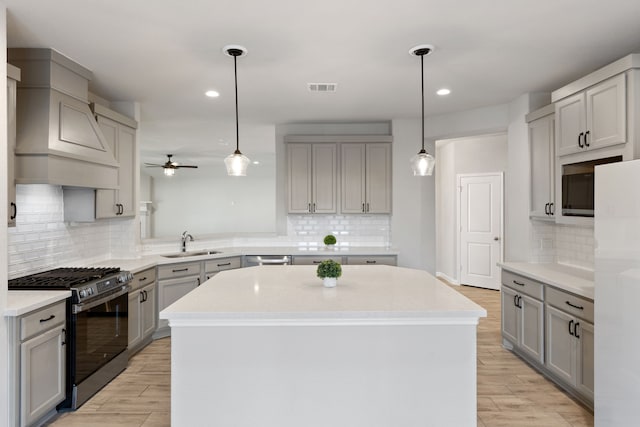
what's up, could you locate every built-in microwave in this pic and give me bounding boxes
[562,156,622,217]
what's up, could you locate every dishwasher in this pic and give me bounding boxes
[243,255,291,267]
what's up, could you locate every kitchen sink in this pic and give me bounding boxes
[162,250,222,258]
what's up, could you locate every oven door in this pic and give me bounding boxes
[72,287,128,386]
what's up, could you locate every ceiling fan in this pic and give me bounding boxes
[144,154,198,176]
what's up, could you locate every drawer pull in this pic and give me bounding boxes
[217,263,231,267]
[313,261,322,264]
[139,277,147,281]
[565,301,584,310]
[39,314,55,323]
[172,268,189,273]
[512,280,525,286]
[366,260,377,264]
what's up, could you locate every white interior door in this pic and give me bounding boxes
[459,173,503,290]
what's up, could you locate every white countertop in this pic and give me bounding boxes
[160,265,487,326]
[93,246,399,274]
[5,291,71,317]
[498,262,594,300]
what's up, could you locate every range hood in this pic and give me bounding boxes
[8,48,118,189]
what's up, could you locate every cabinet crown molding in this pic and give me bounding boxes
[284,134,393,143]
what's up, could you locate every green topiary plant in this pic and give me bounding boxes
[316,259,342,279]
[323,234,337,245]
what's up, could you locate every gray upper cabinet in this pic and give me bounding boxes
[527,105,555,219]
[92,104,138,219]
[341,143,392,214]
[287,143,337,214]
[7,64,20,227]
[555,74,626,157]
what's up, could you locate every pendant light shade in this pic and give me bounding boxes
[409,44,435,176]
[223,45,250,176]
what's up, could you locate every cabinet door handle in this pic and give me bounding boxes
[366,203,370,213]
[549,202,554,215]
[584,131,590,147]
[172,268,189,273]
[39,314,55,323]
[512,280,525,287]
[61,328,66,346]
[513,294,519,307]
[313,203,316,213]
[565,301,584,310]
[568,319,574,336]
[308,203,312,213]
[197,277,201,286]
[10,202,17,220]
[578,132,584,148]
[574,322,580,338]
[140,291,144,303]
[518,295,523,308]
[544,203,550,215]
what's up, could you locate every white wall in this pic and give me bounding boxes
[435,133,508,282]
[151,169,276,238]
[1,5,10,423]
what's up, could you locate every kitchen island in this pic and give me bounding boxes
[160,265,486,426]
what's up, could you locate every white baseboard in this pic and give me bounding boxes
[436,272,459,285]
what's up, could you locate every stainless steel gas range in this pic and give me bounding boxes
[9,267,133,410]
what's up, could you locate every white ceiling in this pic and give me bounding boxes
[6,0,640,172]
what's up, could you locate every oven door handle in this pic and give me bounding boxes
[72,286,131,313]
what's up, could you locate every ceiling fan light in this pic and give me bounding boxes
[410,149,435,176]
[224,150,250,176]
[164,167,175,177]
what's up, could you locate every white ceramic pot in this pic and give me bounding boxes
[323,277,337,288]
[326,244,335,251]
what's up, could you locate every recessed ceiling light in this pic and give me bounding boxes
[252,161,260,165]
[437,88,451,96]
[205,90,220,97]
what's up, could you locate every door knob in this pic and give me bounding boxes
[494,237,500,241]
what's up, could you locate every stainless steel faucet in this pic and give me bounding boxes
[181,231,194,252]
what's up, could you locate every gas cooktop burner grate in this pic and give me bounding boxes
[9,267,121,289]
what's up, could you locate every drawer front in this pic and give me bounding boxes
[158,261,201,279]
[345,256,397,266]
[21,301,66,341]
[292,256,343,265]
[205,257,242,273]
[502,270,544,300]
[132,267,157,291]
[546,286,594,323]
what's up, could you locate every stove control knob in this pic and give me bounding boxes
[87,288,93,296]
[79,289,87,298]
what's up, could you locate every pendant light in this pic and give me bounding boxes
[223,45,250,176]
[409,45,436,176]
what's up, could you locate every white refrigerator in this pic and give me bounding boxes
[594,159,640,425]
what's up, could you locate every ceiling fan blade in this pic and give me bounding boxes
[144,163,164,167]
[176,165,198,169]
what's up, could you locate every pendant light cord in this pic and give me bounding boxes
[420,53,425,152]
[234,54,240,153]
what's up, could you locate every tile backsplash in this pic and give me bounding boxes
[8,185,137,278]
[286,214,391,247]
[530,220,594,270]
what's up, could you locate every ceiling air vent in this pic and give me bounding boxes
[308,83,337,92]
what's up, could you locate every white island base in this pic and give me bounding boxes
[161,266,486,426]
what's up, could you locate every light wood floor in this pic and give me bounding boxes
[45,285,593,427]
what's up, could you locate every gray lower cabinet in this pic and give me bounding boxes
[345,255,397,266]
[156,262,201,335]
[501,269,594,409]
[8,301,67,427]
[204,256,242,280]
[292,256,343,265]
[545,288,594,405]
[501,281,544,364]
[128,267,157,354]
